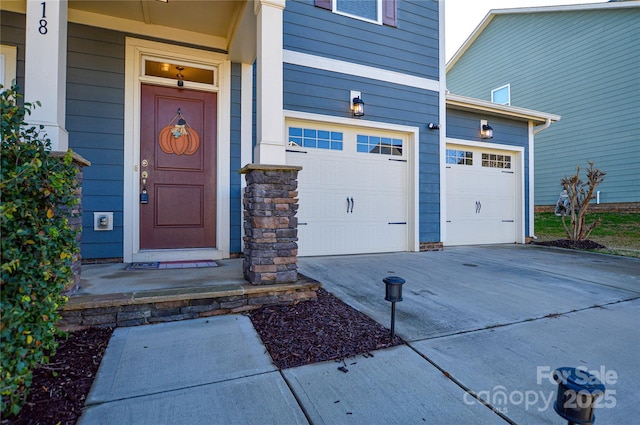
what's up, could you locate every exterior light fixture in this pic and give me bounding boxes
[350,90,364,117]
[428,123,440,130]
[176,66,185,87]
[383,276,405,339]
[480,119,493,139]
[553,367,605,425]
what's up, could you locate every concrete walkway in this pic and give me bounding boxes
[79,245,640,424]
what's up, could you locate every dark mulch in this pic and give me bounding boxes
[4,287,399,424]
[534,239,607,251]
[249,288,403,369]
[3,327,113,425]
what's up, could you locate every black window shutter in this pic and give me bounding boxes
[315,0,332,10]
[382,0,397,27]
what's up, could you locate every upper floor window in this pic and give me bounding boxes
[491,84,510,105]
[315,0,397,27]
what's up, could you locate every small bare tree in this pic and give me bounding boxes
[560,161,606,241]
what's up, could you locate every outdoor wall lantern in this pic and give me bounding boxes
[176,66,185,87]
[480,119,493,139]
[428,123,440,130]
[350,90,365,117]
[383,276,405,339]
[553,367,606,425]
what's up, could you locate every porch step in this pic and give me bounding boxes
[60,276,321,330]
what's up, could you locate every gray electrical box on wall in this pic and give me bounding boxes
[93,212,114,231]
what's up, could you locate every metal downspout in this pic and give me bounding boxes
[530,118,552,240]
[533,118,552,135]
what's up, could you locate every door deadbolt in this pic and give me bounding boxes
[141,159,148,167]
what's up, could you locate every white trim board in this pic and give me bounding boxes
[283,50,440,93]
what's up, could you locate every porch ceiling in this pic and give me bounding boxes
[69,0,244,41]
[2,0,257,61]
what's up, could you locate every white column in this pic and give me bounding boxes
[25,0,68,152]
[254,0,286,165]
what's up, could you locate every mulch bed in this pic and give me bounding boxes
[533,239,607,250]
[249,288,404,369]
[3,327,113,425]
[4,287,401,424]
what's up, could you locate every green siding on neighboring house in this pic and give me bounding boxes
[447,6,640,206]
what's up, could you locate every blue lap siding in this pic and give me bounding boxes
[67,23,126,259]
[282,0,442,243]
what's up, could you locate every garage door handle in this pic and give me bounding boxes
[346,197,354,213]
[388,222,407,225]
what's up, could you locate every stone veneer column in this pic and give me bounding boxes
[239,164,301,285]
[52,151,90,295]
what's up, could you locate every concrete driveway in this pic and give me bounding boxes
[298,245,640,424]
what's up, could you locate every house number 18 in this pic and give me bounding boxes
[38,2,48,35]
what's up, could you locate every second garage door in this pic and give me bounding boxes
[446,144,520,245]
[286,120,409,256]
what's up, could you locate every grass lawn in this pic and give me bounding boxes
[534,212,640,258]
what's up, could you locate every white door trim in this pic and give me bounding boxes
[123,37,231,262]
[283,110,420,252]
[445,138,525,244]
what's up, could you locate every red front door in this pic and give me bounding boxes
[140,84,217,249]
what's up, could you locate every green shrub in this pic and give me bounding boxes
[1,85,79,416]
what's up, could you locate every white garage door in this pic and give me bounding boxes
[446,145,519,245]
[286,120,408,256]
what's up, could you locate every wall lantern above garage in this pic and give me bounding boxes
[480,120,494,139]
[350,90,365,117]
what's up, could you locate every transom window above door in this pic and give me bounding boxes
[143,58,217,87]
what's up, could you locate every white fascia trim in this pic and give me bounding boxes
[284,109,420,252]
[491,1,640,16]
[283,50,440,93]
[446,93,561,123]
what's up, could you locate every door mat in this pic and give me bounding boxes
[126,260,218,271]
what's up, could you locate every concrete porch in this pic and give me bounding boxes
[60,259,320,330]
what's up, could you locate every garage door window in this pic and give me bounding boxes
[482,153,511,169]
[446,149,473,165]
[357,134,403,156]
[288,127,343,151]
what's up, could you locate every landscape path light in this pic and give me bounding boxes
[553,366,606,425]
[383,276,405,339]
